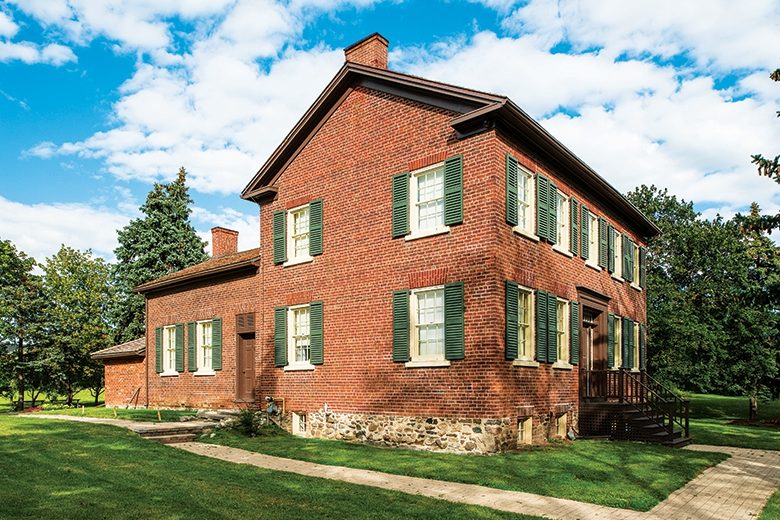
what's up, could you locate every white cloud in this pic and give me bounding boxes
[191,206,260,254]
[0,196,132,263]
[0,11,19,38]
[0,40,76,65]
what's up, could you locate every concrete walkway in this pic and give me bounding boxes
[21,413,215,435]
[21,414,780,519]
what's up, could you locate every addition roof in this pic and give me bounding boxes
[241,61,660,239]
[91,337,146,360]
[135,248,261,295]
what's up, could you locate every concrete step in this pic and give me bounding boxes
[663,436,693,448]
[144,433,198,444]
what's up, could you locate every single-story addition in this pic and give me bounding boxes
[95,33,691,452]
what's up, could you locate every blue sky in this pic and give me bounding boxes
[1,0,779,262]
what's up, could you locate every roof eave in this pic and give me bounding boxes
[135,257,261,295]
[91,349,145,360]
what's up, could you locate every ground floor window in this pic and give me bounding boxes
[196,320,213,372]
[556,298,569,364]
[162,325,177,375]
[411,287,445,362]
[289,304,311,366]
[613,317,622,369]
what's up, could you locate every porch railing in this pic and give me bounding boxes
[582,369,689,438]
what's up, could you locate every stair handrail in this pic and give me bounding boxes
[622,369,689,438]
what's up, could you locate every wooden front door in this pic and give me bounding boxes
[236,333,255,402]
[580,306,607,398]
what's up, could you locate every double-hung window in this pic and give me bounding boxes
[518,287,534,361]
[273,199,323,266]
[285,204,312,265]
[612,229,623,279]
[517,166,535,235]
[632,243,641,289]
[553,192,570,253]
[556,298,570,364]
[633,321,640,370]
[195,320,213,374]
[289,304,312,367]
[162,325,177,375]
[410,163,447,238]
[613,316,622,369]
[587,213,599,266]
[411,287,445,362]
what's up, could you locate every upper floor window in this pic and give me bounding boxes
[612,229,623,279]
[272,199,323,266]
[554,192,570,253]
[632,243,641,288]
[587,213,599,266]
[393,156,463,241]
[518,166,535,235]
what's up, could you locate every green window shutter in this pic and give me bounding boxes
[391,172,410,238]
[444,282,465,360]
[443,155,463,226]
[309,301,324,365]
[570,198,579,255]
[547,294,557,363]
[505,281,519,360]
[548,183,558,245]
[392,290,410,362]
[536,175,549,241]
[639,323,646,370]
[187,322,196,372]
[155,327,162,373]
[274,307,287,367]
[505,155,518,226]
[580,205,589,259]
[623,236,633,282]
[175,323,184,373]
[607,314,615,368]
[535,290,548,363]
[211,318,222,371]
[273,211,286,265]
[621,317,631,369]
[570,301,580,365]
[309,199,323,256]
[639,246,647,288]
[598,217,608,268]
[607,226,616,273]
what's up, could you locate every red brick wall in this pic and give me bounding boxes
[104,357,146,407]
[345,36,388,69]
[145,271,259,409]
[257,85,648,423]
[212,227,238,257]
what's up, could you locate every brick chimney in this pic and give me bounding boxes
[344,32,388,69]
[211,227,238,257]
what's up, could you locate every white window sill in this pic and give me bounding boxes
[513,227,539,242]
[405,226,450,242]
[160,371,179,377]
[552,246,574,258]
[631,368,641,373]
[611,274,624,282]
[283,256,313,268]
[630,283,643,292]
[194,369,215,377]
[405,359,451,368]
[512,359,540,368]
[284,363,315,372]
[585,261,602,272]
[552,361,573,370]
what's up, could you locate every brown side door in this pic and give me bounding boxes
[236,334,255,402]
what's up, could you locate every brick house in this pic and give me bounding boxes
[97,34,691,452]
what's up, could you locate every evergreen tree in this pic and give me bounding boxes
[748,68,780,232]
[111,167,207,342]
[627,186,779,397]
[0,239,44,410]
[40,246,113,406]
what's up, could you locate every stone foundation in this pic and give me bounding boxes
[286,406,579,453]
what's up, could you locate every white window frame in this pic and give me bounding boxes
[194,320,214,376]
[633,321,641,371]
[292,412,308,437]
[553,298,571,368]
[513,286,537,367]
[405,286,449,368]
[612,230,623,280]
[285,304,314,371]
[613,316,623,369]
[518,416,533,445]
[555,414,568,438]
[552,191,571,256]
[284,203,313,267]
[586,213,600,268]
[513,166,537,239]
[406,162,450,241]
[161,325,178,377]
[631,242,641,290]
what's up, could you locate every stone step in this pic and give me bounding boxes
[144,433,198,444]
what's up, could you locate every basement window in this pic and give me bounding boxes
[555,414,568,438]
[518,417,533,445]
[292,412,307,437]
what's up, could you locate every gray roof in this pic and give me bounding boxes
[91,337,146,360]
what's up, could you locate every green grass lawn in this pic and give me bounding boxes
[34,406,196,422]
[761,490,780,520]
[0,389,103,410]
[200,429,726,511]
[0,416,536,520]
[686,393,780,450]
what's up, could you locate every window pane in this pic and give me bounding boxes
[416,289,444,358]
[416,168,444,230]
[518,289,532,358]
[518,172,531,230]
[293,307,311,362]
[291,207,310,258]
[556,193,566,245]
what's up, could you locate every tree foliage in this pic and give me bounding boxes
[111,167,207,343]
[0,239,44,410]
[40,246,113,405]
[748,68,780,232]
[627,186,779,397]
